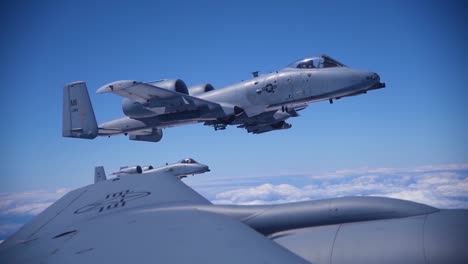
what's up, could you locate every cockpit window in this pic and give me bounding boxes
[179,158,197,164]
[288,55,346,69]
[296,58,317,69]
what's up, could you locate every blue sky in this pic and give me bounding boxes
[0,0,467,240]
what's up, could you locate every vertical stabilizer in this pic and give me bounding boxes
[63,81,98,139]
[94,166,107,183]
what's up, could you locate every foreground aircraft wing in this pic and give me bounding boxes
[96,80,221,115]
[0,171,308,264]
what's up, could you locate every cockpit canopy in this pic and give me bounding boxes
[179,158,198,164]
[287,55,346,69]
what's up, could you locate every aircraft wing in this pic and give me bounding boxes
[0,171,308,264]
[96,80,221,115]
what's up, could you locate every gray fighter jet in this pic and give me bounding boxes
[105,158,210,179]
[63,55,385,142]
[1,160,467,264]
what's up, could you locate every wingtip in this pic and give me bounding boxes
[96,85,109,94]
[96,80,137,94]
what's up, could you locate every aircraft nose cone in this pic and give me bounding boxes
[366,72,386,90]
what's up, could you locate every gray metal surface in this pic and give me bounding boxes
[424,210,468,264]
[2,209,310,264]
[63,55,385,142]
[273,210,468,264]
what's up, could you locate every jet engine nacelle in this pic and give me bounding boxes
[147,79,189,95]
[142,165,154,171]
[129,128,163,143]
[122,79,189,118]
[188,83,215,96]
[113,165,143,176]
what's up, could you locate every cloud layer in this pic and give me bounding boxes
[204,164,468,208]
[0,189,69,216]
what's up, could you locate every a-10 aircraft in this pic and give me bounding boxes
[105,158,210,179]
[1,159,467,264]
[63,55,385,142]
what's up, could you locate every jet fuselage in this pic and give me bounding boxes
[100,64,383,133]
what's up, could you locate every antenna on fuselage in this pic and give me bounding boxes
[252,71,259,78]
